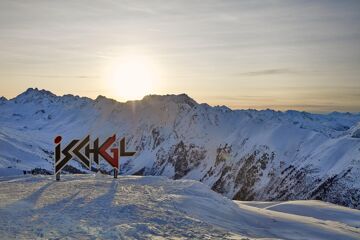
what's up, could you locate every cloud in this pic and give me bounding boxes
[0,1,359,112]
[4,74,99,79]
[239,69,298,76]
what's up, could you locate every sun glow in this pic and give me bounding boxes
[105,55,161,100]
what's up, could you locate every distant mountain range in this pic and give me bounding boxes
[1,88,360,209]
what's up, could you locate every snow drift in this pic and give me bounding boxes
[0,174,359,239]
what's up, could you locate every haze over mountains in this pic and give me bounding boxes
[1,88,360,209]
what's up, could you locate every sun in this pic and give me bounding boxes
[106,55,161,100]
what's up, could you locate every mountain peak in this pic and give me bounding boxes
[0,96,7,104]
[12,88,57,103]
[95,95,119,105]
[25,87,54,95]
[142,93,197,107]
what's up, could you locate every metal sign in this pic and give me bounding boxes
[54,134,135,180]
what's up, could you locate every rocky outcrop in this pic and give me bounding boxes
[152,141,206,179]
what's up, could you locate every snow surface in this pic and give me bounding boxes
[1,88,360,209]
[0,174,359,240]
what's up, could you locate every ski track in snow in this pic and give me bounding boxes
[0,174,359,240]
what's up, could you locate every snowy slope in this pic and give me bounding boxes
[0,174,359,240]
[0,88,360,209]
[239,200,360,228]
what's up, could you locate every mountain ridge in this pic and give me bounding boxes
[5,88,360,115]
[0,88,360,209]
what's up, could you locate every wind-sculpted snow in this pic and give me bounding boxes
[1,88,360,209]
[0,175,359,239]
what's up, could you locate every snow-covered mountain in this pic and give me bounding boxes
[1,174,359,239]
[1,88,360,209]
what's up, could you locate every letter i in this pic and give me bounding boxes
[54,136,62,180]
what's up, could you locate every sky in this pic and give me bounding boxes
[0,0,359,112]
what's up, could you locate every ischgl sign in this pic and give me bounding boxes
[54,135,135,180]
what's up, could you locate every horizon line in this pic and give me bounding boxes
[2,87,359,115]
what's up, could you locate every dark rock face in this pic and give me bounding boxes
[215,144,232,166]
[309,168,360,209]
[170,141,207,179]
[197,144,359,209]
[152,141,206,179]
[151,127,164,150]
[0,96,7,104]
[352,128,360,138]
[29,168,52,175]
[204,145,277,201]
[62,165,87,174]
[232,151,273,201]
[256,164,360,209]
